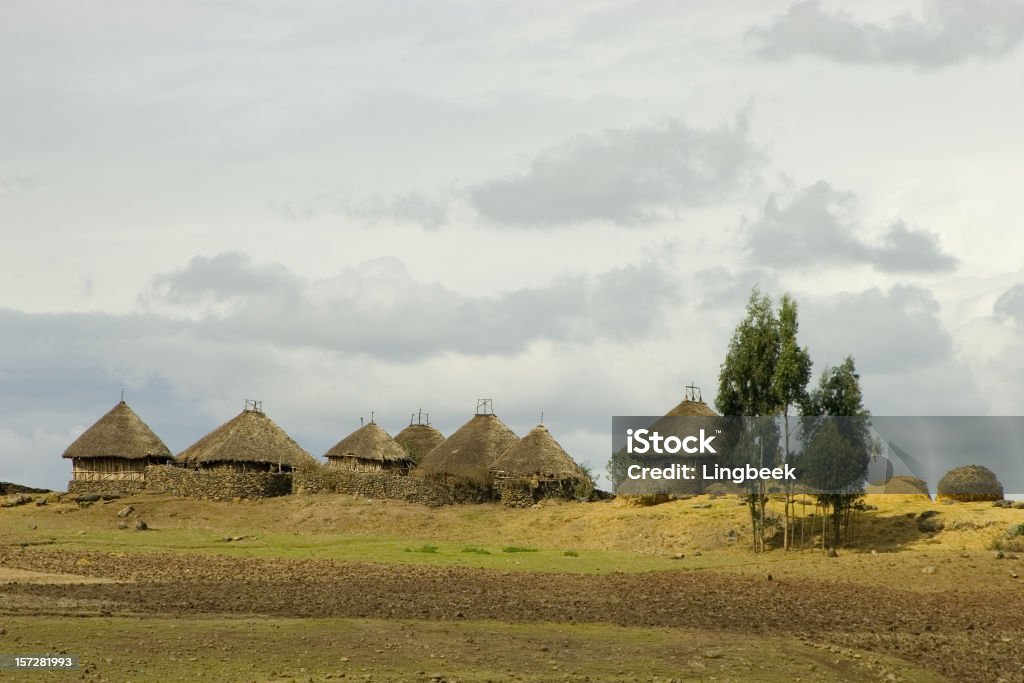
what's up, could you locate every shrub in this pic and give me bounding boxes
[502,546,538,553]
[461,547,491,555]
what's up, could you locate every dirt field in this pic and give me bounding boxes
[2,492,1023,682]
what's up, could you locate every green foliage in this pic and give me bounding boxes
[404,544,439,554]
[461,546,491,555]
[502,546,539,553]
[716,288,785,417]
[563,550,579,557]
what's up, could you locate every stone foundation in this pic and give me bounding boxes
[145,465,292,501]
[68,479,145,495]
[293,466,459,506]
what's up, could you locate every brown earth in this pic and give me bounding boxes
[1,548,1023,682]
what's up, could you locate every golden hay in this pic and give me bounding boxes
[937,465,1004,502]
[415,413,518,486]
[491,424,588,482]
[394,423,445,464]
[325,422,411,465]
[62,401,172,461]
[177,409,313,470]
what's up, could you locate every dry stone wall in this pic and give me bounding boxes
[68,479,145,495]
[145,465,291,501]
[293,467,460,506]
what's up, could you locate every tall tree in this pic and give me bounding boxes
[800,357,873,550]
[716,288,810,551]
[773,294,812,550]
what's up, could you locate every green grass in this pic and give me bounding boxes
[461,546,491,555]
[1,527,680,574]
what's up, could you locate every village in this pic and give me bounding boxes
[60,396,596,507]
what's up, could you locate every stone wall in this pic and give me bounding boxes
[145,465,292,501]
[68,479,145,495]
[293,466,460,506]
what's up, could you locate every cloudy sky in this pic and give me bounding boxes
[3,0,1024,490]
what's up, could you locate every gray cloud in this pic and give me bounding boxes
[750,0,1024,68]
[745,182,957,273]
[144,252,677,359]
[994,283,1024,325]
[468,114,763,227]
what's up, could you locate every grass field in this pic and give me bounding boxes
[2,491,1023,681]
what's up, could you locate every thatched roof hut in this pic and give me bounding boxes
[395,423,445,465]
[937,465,1004,502]
[325,421,413,472]
[415,413,518,486]
[663,398,719,417]
[867,475,931,499]
[177,406,312,472]
[492,424,589,483]
[63,401,173,490]
[64,401,172,462]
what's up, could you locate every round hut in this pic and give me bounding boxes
[177,403,312,473]
[415,404,518,490]
[62,400,173,492]
[491,424,591,504]
[866,475,931,499]
[615,394,721,504]
[395,412,445,465]
[325,421,413,473]
[937,465,1004,502]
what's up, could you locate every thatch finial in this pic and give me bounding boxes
[411,409,430,426]
[685,382,703,403]
[476,398,493,416]
[244,399,264,414]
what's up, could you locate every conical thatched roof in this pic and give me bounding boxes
[325,422,411,464]
[867,475,931,498]
[63,401,172,461]
[492,425,588,481]
[664,399,718,417]
[395,423,445,464]
[937,465,1004,502]
[177,409,312,469]
[415,413,518,485]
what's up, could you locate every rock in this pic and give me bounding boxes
[35,497,47,506]
[994,550,1005,560]
[918,510,940,519]
[671,553,685,560]
[117,505,134,518]
[692,550,702,557]
[922,566,937,575]
[231,535,245,542]
[135,519,148,531]
[1012,571,1020,579]
[917,516,945,533]
[870,549,878,557]
[74,493,101,503]
[117,521,128,530]
[1015,502,1024,510]
[827,548,838,558]
[78,530,86,535]
[692,503,712,509]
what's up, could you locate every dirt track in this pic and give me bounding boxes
[2,548,1023,681]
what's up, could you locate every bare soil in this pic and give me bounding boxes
[1,547,1022,681]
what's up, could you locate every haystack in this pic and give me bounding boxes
[415,413,518,487]
[177,407,312,473]
[63,401,173,487]
[492,424,591,499]
[325,422,413,473]
[937,465,1004,502]
[866,475,931,499]
[395,423,445,464]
